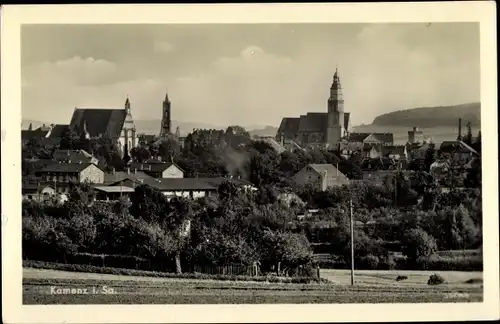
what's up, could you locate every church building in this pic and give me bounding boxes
[276,68,351,148]
[69,97,138,156]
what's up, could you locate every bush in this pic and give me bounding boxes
[427,273,445,285]
[465,278,483,284]
[401,228,437,261]
[396,275,408,281]
[359,254,380,269]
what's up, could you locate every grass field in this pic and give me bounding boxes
[23,268,483,304]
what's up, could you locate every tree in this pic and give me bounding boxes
[59,125,80,150]
[424,143,436,170]
[130,146,152,163]
[464,122,473,146]
[401,228,437,261]
[473,130,481,153]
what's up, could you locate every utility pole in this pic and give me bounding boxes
[350,198,355,286]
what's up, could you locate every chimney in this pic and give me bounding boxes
[127,167,130,175]
[336,163,339,176]
[458,118,462,140]
[112,168,115,175]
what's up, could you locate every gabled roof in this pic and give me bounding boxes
[344,112,351,130]
[439,140,479,155]
[70,108,127,138]
[21,129,49,142]
[40,162,102,173]
[277,117,300,135]
[370,133,394,143]
[103,170,153,185]
[308,163,346,179]
[348,133,370,142]
[129,161,184,173]
[298,113,328,133]
[53,149,96,163]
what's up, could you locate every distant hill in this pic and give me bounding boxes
[371,102,481,127]
[21,118,276,138]
[248,126,279,138]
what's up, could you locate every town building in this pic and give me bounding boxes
[408,126,424,144]
[439,140,479,164]
[69,97,138,156]
[293,163,350,191]
[39,162,105,192]
[52,149,99,165]
[276,68,351,148]
[129,160,185,179]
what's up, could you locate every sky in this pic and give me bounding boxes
[21,23,480,127]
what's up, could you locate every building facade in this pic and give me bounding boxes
[293,163,350,191]
[69,97,139,157]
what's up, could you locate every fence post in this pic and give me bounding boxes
[317,266,321,280]
[277,262,281,276]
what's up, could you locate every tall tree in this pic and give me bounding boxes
[474,130,481,153]
[424,143,436,170]
[59,125,80,150]
[464,121,473,145]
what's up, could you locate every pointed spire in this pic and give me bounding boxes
[164,88,170,102]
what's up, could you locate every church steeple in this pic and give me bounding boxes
[160,89,172,137]
[125,95,131,116]
[326,66,345,148]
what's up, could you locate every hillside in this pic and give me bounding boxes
[371,102,481,127]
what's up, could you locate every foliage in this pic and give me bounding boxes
[401,228,437,261]
[427,273,445,285]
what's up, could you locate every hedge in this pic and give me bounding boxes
[23,260,329,284]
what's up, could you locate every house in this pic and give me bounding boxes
[103,168,153,185]
[94,185,135,201]
[293,163,350,191]
[52,149,99,165]
[39,162,105,192]
[407,142,432,160]
[22,182,56,201]
[361,170,412,186]
[387,145,408,160]
[363,145,382,159]
[129,161,184,178]
[112,178,218,200]
[439,140,479,164]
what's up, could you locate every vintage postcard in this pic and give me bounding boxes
[1,2,498,323]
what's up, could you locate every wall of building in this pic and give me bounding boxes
[293,167,323,191]
[79,164,105,184]
[161,165,184,178]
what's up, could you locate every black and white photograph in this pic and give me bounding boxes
[1,2,498,323]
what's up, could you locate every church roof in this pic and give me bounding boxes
[277,117,300,135]
[48,124,69,138]
[344,112,350,131]
[298,113,328,132]
[349,133,371,142]
[70,108,126,138]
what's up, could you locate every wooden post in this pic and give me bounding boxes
[316,266,321,280]
[350,198,355,286]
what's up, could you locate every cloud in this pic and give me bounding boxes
[24,56,119,87]
[153,40,174,54]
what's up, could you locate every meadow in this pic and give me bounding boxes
[23,267,483,304]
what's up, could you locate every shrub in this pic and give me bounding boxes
[360,254,380,269]
[427,273,445,285]
[401,228,438,261]
[465,278,483,284]
[396,275,408,281]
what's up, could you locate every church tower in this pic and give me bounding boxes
[160,90,172,137]
[326,68,345,148]
[121,96,137,155]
